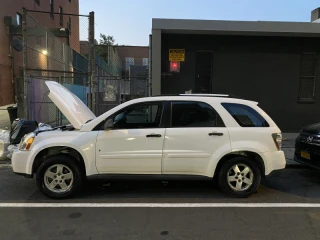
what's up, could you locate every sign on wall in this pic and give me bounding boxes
[169,49,185,62]
[103,84,116,101]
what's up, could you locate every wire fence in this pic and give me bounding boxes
[22,10,150,127]
[23,10,92,126]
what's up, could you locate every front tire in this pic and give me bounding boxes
[218,156,261,198]
[36,155,83,199]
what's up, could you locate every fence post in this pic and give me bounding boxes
[148,34,152,97]
[22,8,28,119]
[58,76,63,126]
[88,11,95,114]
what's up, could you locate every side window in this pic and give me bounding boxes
[111,102,163,129]
[171,101,225,128]
[221,103,269,127]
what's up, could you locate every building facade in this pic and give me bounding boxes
[116,46,149,76]
[0,0,79,107]
[151,9,320,132]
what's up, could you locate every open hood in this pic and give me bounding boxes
[45,81,96,129]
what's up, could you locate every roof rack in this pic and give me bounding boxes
[180,94,229,97]
[152,93,238,98]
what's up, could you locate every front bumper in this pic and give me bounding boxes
[12,150,32,177]
[294,137,320,169]
[294,155,320,169]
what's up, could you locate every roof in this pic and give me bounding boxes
[152,18,320,37]
[131,95,258,105]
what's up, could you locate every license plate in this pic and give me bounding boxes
[301,151,311,160]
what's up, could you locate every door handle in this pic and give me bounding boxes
[209,132,223,136]
[146,134,162,138]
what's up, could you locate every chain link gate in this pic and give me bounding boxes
[22,9,152,124]
[22,9,93,126]
[94,76,149,116]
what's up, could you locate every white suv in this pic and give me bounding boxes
[12,81,286,199]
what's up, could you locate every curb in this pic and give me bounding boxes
[0,159,11,165]
[285,163,309,169]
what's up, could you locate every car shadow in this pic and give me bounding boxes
[21,167,320,202]
[260,167,320,200]
[75,179,227,201]
[75,167,320,202]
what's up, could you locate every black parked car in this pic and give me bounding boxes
[295,123,320,169]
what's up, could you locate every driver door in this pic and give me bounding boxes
[96,101,166,174]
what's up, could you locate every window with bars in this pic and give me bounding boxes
[298,53,318,102]
[59,6,63,26]
[50,0,54,19]
[125,57,134,70]
[67,17,72,34]
[16,13,22,26]
[142,58,149,66]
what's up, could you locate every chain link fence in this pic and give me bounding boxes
[21,10,151,126]
[94,76,148,116]
[94,45,150,116]
[22,10,93,126]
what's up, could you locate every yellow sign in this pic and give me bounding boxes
[169,49,185,62]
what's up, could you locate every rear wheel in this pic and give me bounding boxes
[218,156,261,198]
[36,155,83,199]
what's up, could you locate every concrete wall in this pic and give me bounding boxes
[160,33,320,132]
[0,0,79,107]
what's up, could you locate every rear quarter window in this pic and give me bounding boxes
[221,103,269,127]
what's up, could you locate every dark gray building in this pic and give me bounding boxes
[151,8,320,132]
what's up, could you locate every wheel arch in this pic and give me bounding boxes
[214,151,265,178]
[32,146,86,176]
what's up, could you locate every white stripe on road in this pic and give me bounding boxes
[1,203,320,208]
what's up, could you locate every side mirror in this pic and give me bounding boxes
[104,119,114,130]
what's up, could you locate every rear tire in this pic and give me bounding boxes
[218,156,261,198]
[36,155,83,199]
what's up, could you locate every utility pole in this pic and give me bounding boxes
[88,11,95,113]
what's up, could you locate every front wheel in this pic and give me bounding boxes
[36,155,83,199]
[218,157,261,198]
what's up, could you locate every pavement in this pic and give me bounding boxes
[0,105,11,130]
[282,133,300,166]
[0,164,320,239]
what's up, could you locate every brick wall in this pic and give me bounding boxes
[0,0,80,106]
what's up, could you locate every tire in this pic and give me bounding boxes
[217,156,261,198]
[36,155,83,199]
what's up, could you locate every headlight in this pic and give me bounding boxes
[19,132,36,151]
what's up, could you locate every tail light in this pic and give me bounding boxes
[272,133,282,151]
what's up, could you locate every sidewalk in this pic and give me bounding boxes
[0,106,11,162]
[282,133,300,167]
[0,105,11,130]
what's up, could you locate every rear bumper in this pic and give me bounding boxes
[262,151,286,175]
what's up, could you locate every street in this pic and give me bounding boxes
[0,163,320,240]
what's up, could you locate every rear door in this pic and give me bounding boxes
[162,101,231,177]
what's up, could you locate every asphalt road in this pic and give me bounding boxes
[1,163,320,240]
